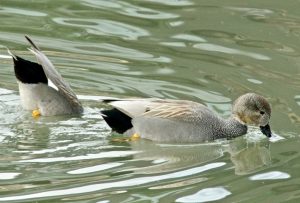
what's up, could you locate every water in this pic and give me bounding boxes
[0,0,300,202]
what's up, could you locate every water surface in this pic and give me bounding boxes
[0,0,300,202]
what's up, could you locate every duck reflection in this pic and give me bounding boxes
[128,136,271,175]
[225,137,271,175]
[128,140,224,174]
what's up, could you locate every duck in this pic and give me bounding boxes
[101,93,273,143]
[8,36,83,117]
[8,36,272,143]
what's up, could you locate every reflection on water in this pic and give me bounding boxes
[176,187,231,203]
[0,162,226,202]
[172,34,207,42]
[19,151,140,163]
[53,18,149,40]
[146,0,194,6]
[0,0,300,202]
[0,7,47,17]
[249,171,290,180]
[68,162,124,174]
[82,0,179,19]
[0,173,21,180]
[130,141,224,173]
[0,89,283,202]
[194,43,271,60]
[226,137,271,175]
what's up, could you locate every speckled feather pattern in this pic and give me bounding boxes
[105,93,271,143]
[132,100,247,142]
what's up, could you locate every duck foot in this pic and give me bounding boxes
[32,109,41,118]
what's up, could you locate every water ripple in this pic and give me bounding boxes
[80,43,171,62]
[0,54,12,59]
[0,1,300,202]
[0,162,225,202]
[29,141,117,155]
[68,162,124,174]
[249,171,291,180]
[0,32,170,63]
[172,34,207,42]
[176,187,231,203]
[53,18,149,40]
[0,172,21,180]
[18,151,139,163]
[193,43,271,60]
[82,0,179,19]
[0,7,47,17]
[146,0,194,6]
[225,7,274,15]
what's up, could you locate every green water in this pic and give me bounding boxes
[0,0,300,202]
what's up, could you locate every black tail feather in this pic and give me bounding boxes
[25,35,40,50]
[13,55,47,84]
[101,108,133,134]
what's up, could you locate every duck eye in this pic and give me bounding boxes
[260,111,265,115]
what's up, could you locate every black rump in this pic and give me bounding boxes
[13,56,48,84]
[101,108,133,134]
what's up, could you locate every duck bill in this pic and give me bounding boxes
[260,124,272,138]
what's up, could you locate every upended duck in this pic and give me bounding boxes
[9,36,273,143]
[8,36,83,117]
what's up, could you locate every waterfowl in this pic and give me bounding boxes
[8,36,272,143]
[101,93,272,143]
[8,36,83,116]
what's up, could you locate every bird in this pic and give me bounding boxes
[101,93,273,143]
[8,36,273,143]
[8,36,83,117]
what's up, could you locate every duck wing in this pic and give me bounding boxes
[143,100,201,120]
[108,99,156,118]
[25,36,83,113]
[108,99,209,121]
[108,99,215,142]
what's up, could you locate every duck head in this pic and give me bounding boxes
[232,93,272,138]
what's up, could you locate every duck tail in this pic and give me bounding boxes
[101,108,133,134]
[6,47,17,61]
[25,35,40,51]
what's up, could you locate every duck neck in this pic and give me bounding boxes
[217,116,248,139]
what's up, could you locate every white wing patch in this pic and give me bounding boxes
[108,99,206,122]
[109,100,153,118]
[48,79,58,91]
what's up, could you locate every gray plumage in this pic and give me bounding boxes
[9,36,83,116]
[104,93,272,143]
[25,36,83,114]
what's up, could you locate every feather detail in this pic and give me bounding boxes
[142,101,199,120]
[25,36,83,113]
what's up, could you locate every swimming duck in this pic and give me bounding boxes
[101,93,272,143]
[9,36,83,116]
[8,36,272,143]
